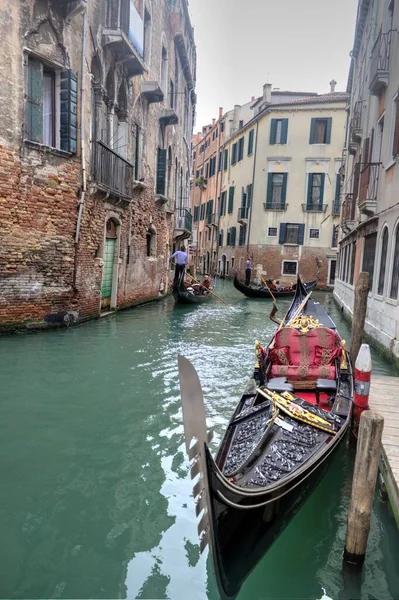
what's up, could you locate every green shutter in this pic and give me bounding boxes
[270,119,277,144]
[228,186,235,213]
[282,173,288,207]
[224,149,228,170]
[156,148,167,194]
[309,118,316,144]
[209,199,213,216]
[248,129,254,155]
[266,173,273,205]
[279,223,287,244]
[247,183,253,207]
[27,58,43,143]
[238,137,244,161]
[298,224,305,245]
[60,70,78,153]
[335,174,341,202]
[319,173,325,206]
[307,173,314,206]
[231,226,236,247]
[226,229,231,246]
[232,143,237,165]
[325,118,332,144]
[281,119,288,144]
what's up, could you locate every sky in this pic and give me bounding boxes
[188,0,359,131]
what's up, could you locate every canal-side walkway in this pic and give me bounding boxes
[369,375,399,528]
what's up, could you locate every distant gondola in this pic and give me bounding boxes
[178,277,353,599]
[233,274,318,298]
[172,273,213,305]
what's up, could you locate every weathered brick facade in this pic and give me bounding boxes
[0,0,196,332]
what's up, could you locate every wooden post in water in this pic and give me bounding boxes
[344,411,384,565]
[350,272,370,364]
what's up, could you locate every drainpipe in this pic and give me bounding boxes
[73,5,88,289]
[246,119,259,262]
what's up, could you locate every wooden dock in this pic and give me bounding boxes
[369,375,399,527]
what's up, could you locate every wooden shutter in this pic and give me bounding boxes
[266,173,273,205]
[281,119,288,144]
[270,119,277,144]
[27,58,43,143]
[298,224,305,245]
[319,173,325,205]
[335,174,341,202]
[219,230,223,246]
[282,173,288,206]
[231,227,236,246]
[224,149,228,170]
[238,137,244,161]
[226,229,231,246]
[307,173,314,206]
[247,183,253,207]
[156,148,167,194]
[60,70,78,153]
[279,223,287,244]
[248,129,254,155]
[309,118,316,144]
[325,118,332,144]
[228,186,235,213]
[218,151,222,172]
[208,199,214,216]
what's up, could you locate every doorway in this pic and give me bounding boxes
[101,219,117,310]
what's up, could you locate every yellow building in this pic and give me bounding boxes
[217,84,348,286]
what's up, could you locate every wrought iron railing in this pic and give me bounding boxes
[263,202,287,211]
[237,206,249,220]
[175,208,192,233]
[92,140,134,199]
[302,203,328,212]
[370,31,392,83]
[350,100,363,139]
[332,200,341,215]
[342,193,355,222]
[358,162,381,205]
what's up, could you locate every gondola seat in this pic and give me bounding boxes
[270,327,341,382]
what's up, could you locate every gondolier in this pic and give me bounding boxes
[245,257,252,286]
[170,245,188,285]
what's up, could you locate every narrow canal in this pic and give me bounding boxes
[1,282,398,600]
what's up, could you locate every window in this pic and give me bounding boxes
[332,224,338,248]
[282,261,298,275]
[309,228,320,239]
[224,149,228,170]
[279,223,305,245]
[219,191,227,216]
[390,226,399,298]
[333,174,341,213]
[362,233,377,289]
[238,137,244,161]
[238,224,246,246]
[146,228,156,257]
[268,227,277,237]
[156,147,167,195]
[132,123,143,180]
[239,119,244,129]
[309,118,332,144]
[221,121,225,133]
[328,259,337,285]
[229,227,237,247]
[307,173,325,208]
[143,9,152,66]
[378,228,389,295]
[266,173,288,208]
[26,57,77,153]
[193,206,199,222]
[349,242,356,284]
[231,143,237,165]
[392,94,399,158]
[169,79,174,108]
[200,203,205,220]
[228,186,235,213]
[217,151,222,172]
[248,129,254,155]
[270,119,288,144]
[205,162,209,179]
[219,230,224,246]
[161,47,168,94]
[231,257,235,269]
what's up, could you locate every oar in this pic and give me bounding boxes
[187,274,230,306]
[259,274,276,302]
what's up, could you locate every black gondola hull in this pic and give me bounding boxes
[233,275,317,299]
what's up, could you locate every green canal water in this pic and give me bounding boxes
[1,282,399,600]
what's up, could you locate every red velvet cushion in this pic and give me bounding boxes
[270,346,290,365]
[313,346,342,366]
[271,364,336,381]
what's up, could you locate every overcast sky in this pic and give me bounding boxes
[188,0,358,131]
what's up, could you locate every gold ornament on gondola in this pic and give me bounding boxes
[288,314,320,333]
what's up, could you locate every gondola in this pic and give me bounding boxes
[233,274,318,298]
[172,272,213,305]
[178,277,353,600]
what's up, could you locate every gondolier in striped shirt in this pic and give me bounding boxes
[170,245,188,285]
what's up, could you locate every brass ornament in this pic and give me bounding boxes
[288,314,321,333]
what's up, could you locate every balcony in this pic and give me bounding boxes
[92,141,134,200]
[332,200,341,215]
[341,193,356,231]
[159,108,178,126]
[370,31,392,96]
[102,0,146,77]
[237,206,249,223]
[263,202,288,211]
[358,162,381,216]
[350,101,364,142]
[349,141,358,156]
[141,81,164,103]
[175,208,192,238]
[170,12,195,92]
[302,203,328,213]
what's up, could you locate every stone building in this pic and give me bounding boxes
[334,0,399,365]
[0,0,196,331]
[215,83,348,285]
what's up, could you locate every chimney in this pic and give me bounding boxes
[219,107,223,118]
[330,79,337,93]
[251,96,255,101]
[212,118,216,126]
[263,83,272,103]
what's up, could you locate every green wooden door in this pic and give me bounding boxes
[101,238,115,306]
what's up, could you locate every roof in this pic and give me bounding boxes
[275,92,350,106]
[271,90,318,97]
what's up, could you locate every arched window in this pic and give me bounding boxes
[161,46,168,95]
[390,225,399,299]
[146,225,156,257]
[377,227,389,295]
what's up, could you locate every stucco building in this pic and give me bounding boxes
[0,0,196,331]
[334,0,399,365]
[215,83,348,284]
